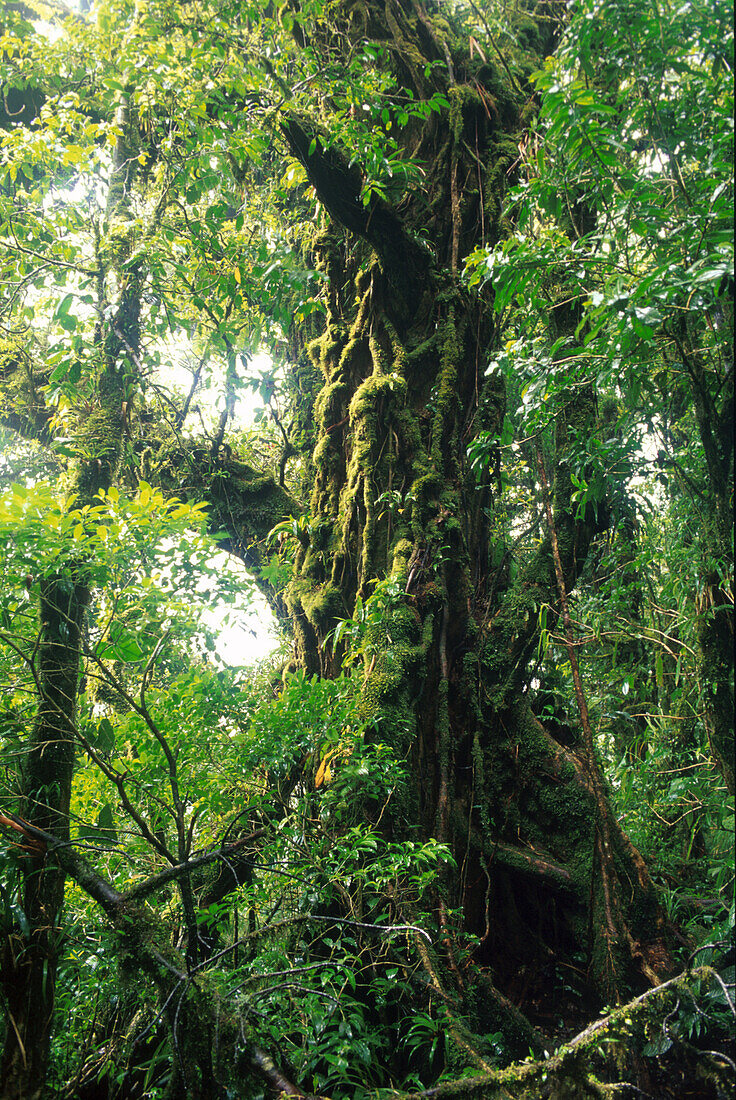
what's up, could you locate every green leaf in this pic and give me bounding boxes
[94,718,115,754]
[96,804,117,842]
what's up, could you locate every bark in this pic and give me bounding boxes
[0,579,88,1100]
[672,319,734,794]
[266,0,676,1051]
[0,94,138,1098]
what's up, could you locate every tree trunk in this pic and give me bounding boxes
[0,96,138,1097]
[0,578,88,1099]
[263,0,675,1041]
[673,316,734,794]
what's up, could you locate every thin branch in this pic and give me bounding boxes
[122,829,267,902]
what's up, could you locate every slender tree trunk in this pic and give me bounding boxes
[0,580,87,1099]
[674,322,734,794]
[0,96,138,1097]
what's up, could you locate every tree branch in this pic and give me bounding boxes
[392,967,732,1098]
[280,114,431,309]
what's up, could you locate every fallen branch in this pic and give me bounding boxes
[392,966,734,1098]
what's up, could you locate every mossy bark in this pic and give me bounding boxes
[272,0,675,1058]
[0,96,139,1100]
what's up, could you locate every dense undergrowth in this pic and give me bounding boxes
[0,0,733,1096]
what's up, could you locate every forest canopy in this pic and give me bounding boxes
[0,0,733,1098]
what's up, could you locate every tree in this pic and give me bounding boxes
[0,0,732,1097]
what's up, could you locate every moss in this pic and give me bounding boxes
[391,538,414,576]
[484,136,521,230]
[287,578,345,638]
[348,371,404,422]
[73,403,125,499]
[514,16,543,56]
[361,606,431,761]
[447,83,483,146]
[0,336,45,436]
[476,369,506,434]
[465,975,546,1064]
[115,901,184,984]
[382,315,410,378]
[0,335,22,371]
[312,431,342,474]
[405,332,439,364]
[481,583,537,679]
[409,470,442,538]
[314,379,350,429]
[598,394,621,429]
[99,220,135,268]
[307,324,347,379]
[383,0,433,93]
[429,307,463,472]
[337,345,411,588]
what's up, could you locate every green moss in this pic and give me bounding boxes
[383,0,432,92]
[485,136,521,230]
[287,577,344,636]
[99,220,135,268]
[0,335,21,370]
[349,372,402,422]
[307,320,348,378]
[476,369,506,434]
[429,308,463,471]
[598,394,622,429]
[361,607,431,760]
[314,379,350,429]
[73,404,125,499]
[481,584,538,686]
[382,315,409,378]
[465,975,545,1063]
[0,336,39,431]
[448,83,483,145]
[514,16,543,55]
[408,470,441,539]
[390,538,414,582]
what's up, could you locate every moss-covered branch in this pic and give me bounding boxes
[160,447,299,616]
[391,967,734,1099]
[0,811,327,1098]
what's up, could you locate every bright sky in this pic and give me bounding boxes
[154,350,282,668]
[206,587,281,667]
[200,552,282,668]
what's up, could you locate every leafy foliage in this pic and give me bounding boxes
[466,0,734,971]
[0,0,733,1097]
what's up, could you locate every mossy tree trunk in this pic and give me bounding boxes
[261,0,675,1042]
[674,317,734,796]
[0,101,140,1100]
